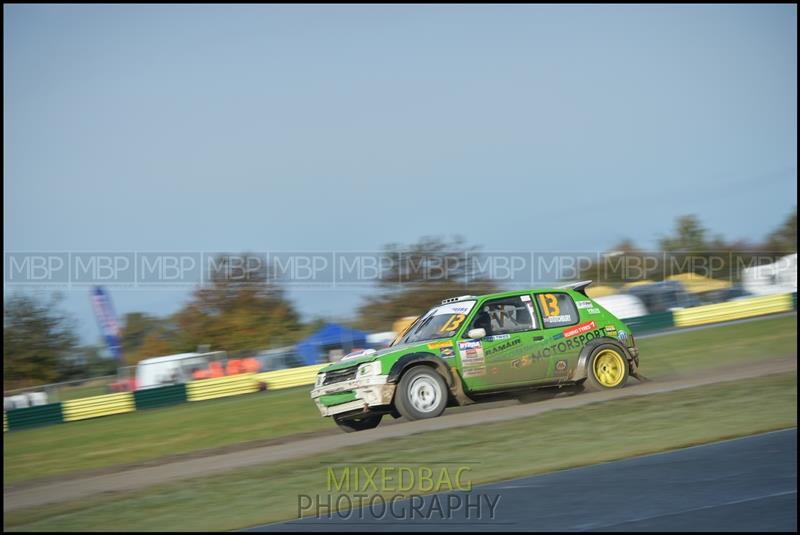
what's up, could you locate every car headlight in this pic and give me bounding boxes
[357,361,382,378]
[315,373,326,388]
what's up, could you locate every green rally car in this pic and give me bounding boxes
[310,281,642,432]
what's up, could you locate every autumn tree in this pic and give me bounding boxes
[355,236,499,331]
[58,345,119,380]
[172,253,303,353]
[118,312,180,365]
[3,293,79,389]
[659,215,711,253]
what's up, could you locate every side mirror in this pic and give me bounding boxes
[467,328,487,340]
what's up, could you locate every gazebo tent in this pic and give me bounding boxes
[585,285,620,298]
[666,273,732,294]
[296,323,368,365]
[623,280,656,290]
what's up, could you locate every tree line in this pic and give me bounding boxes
[4,209,795,389]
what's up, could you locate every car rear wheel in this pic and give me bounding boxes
[333,413,382,433]
[582,345,629,392]
[394,366,448,421]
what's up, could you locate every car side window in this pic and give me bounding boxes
[535,292,579,328]
[468,295,538,336]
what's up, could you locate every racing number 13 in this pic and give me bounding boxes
[538,294,560,317]
[439,314,466,333]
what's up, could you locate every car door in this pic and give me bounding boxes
[456,294,545,391]
[531,291,588,382]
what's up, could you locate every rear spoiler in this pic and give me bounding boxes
[556,280,593,296]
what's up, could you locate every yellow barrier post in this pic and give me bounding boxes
[673,294,793,328]
[61,392,136,422]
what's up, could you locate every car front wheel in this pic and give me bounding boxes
[394,366,448,421]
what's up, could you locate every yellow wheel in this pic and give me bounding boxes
[584,346,629,391]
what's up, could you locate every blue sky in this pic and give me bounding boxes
[4,4,797,344]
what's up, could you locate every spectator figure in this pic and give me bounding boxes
[226,359,243,375]
[243,357,261,373]
[191,367,208,380]
[209,361,224,378]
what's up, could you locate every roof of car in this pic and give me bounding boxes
[442,280,593,304]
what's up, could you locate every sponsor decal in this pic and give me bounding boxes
[462,366,487,378]
[520,295,531,302]
[587,307,601,315]
[461,351,485,366]
[617,331,628,344]
[436,302,477,316]
[555,360,567,372]
[458,340,485,366]
[576,300,594,309]
[512,356,533,369]
[484,334,511,342]
[563,320,597,339]
[489,366,500,375]
[428,341,453,350]
[485,338,522,356]
[604,325,617,336]
[530,327,609,360]
[544,314,573,325]
[439,347,455,358]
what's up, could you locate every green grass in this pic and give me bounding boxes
[5,372,796,531]
[3,315,797,485]
[635,314,797,378]
[3,387,324,484]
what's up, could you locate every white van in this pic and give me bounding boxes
[135,351,226,390]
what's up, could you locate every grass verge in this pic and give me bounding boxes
[3,314,797,484]
[4,372,797,531]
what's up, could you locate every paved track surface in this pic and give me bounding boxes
[4,357,796,512]
[251,428,798,532]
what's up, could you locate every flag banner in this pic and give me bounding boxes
[90,286,123,361]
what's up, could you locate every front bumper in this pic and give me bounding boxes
[311,374,396,417]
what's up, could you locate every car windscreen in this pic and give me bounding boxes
[398,301,476,344]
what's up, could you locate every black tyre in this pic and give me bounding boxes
[582,344,629,392]
[333,413,382,433]
[394,366,448,421]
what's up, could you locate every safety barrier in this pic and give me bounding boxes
[6,402,65,430]
[134,384,188,410]
[673,293,794,328]
[186,373,259,402]
[62,392,135,422]
[255,364,327,390]
[624,311,675,335]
